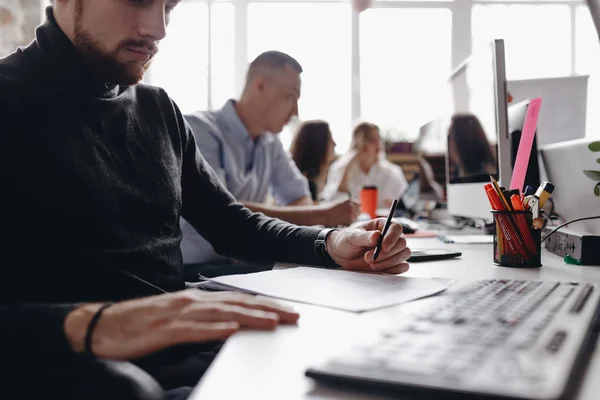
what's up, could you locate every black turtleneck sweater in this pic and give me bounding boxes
[0,9,324,363]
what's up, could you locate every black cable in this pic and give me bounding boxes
[541,216,600,243]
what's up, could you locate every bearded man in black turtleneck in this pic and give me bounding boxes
[0,1,412,399]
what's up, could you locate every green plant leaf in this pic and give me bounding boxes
[590,141,600,152]
[595,182,600,197]
[584,170,600,180]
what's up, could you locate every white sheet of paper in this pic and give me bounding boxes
[440,235,494,244]
[204,267,452,312]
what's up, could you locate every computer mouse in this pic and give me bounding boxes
[393,217,419,234]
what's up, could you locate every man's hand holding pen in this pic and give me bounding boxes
[325,218,411,275]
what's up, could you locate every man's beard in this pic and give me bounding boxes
[72,2,155,85]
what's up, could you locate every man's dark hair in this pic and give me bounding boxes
[245,50,302,86]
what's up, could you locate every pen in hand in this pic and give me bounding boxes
[373,199,399,262]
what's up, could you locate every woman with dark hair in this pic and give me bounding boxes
[447,113,497,182]
[289,120,337,202]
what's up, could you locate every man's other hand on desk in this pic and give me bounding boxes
[326,219,411,275]
[64,290,299,361]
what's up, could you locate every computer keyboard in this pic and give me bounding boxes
[307,279,600,400]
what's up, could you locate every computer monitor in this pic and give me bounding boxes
[444,39,511,220]
[586,0,600,41]
[507,100,541,192]
[540,138,600,235]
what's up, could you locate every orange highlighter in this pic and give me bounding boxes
[510,194,523,211]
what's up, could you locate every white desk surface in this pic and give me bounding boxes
[190,237,600,400]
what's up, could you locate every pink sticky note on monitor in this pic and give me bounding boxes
[510,98,542,192]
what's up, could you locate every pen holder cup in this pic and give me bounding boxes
[492,210,541,268]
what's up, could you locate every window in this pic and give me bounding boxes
[575,5,600,138]
[149,2,208,114]
[576,5,600,73]
[359,8,452,142]
[247,2,352,151]
[47,0,594,145]
[148,1,234,115]
[376,0,452,2]
[472,4,571,80]
[211,2,235,109]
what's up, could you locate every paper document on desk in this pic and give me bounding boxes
[202,267,451,312]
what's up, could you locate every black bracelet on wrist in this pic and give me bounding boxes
[315,228,342,269]
[84,302,114,359]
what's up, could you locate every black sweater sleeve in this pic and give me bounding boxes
[1,304,80,365]
[179,120,325,266]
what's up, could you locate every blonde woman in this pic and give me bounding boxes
[321,122,408,209]
[0,0,24,57]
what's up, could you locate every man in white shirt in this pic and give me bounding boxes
[321,122,408,209]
